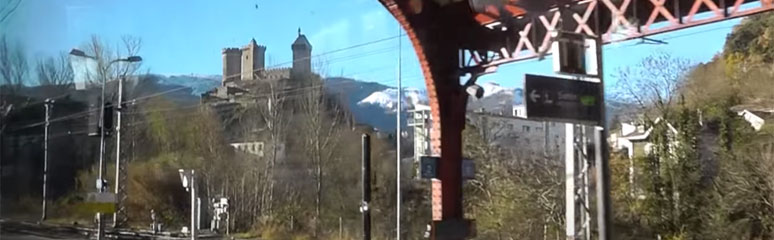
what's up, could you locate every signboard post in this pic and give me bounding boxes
[80,192,117,214]
[531,29,611,240]
[524,74,602,125]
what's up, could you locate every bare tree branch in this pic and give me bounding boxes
[77,36,143,90]
[613,52,694,118]
[36,53,74,88]
[0,0,22,24]
[0,35,27,91]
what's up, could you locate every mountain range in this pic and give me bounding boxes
[151,74,631,131]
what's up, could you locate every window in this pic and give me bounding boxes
[523,126,530,132]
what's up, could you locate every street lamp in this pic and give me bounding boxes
[125,56,143,62]
[69,48,142,193]
[69,48,142,63]
[70,48,141,239]
[69,49,92,59]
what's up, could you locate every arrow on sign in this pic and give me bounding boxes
[530,90,541,103]
[524,74,603,124]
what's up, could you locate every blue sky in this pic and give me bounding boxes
[1,0,745,90]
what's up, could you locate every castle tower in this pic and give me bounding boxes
[222,48,242,85]
[291,28,312,79]
[241,38,267,81]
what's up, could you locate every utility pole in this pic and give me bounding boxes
[395,24,403,240]
[190,171,197,240]
[179,169,197,240]
[96,67,108,240]
[593,11,612,238]
[114,77,127,227]
[41,98,53,222]
[564,123,575,239]
[68,49,141,239]
[361,134,372,240]
[0,104,10,225]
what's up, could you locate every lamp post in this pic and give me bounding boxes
[179,169,197,240]
[68,49,142,193]
[69,48,141,238]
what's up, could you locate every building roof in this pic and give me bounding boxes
[292,28,312,49]
[412,104,431,111]
[749,110,774,119]
[730,104,774,113]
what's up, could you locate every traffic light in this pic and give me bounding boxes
[87,97,114,137]
[103,101,113,136]
[88,96,100,136]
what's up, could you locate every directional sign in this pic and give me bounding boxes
[524,74,602,125]
[462,159,475,180]
[420,156,439,179]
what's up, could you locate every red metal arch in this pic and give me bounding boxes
[379,0,773,237]
[381,0,479,222]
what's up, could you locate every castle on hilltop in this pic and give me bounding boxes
[202,29,315,150]
[220,28,312,86]
[205,29,313,103]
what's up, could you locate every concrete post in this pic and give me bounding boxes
[565,123,575,240]
[41,99,53,222]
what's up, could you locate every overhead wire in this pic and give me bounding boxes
[132,75,408,117]
[2,16,738,125]
[218,33,407,82]
[5,34,413,132]
[7,66,418,131]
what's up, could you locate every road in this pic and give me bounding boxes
[2,220,223,240]
[2,233,85,240]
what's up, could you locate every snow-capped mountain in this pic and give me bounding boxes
[468,82,524,114]
[145,75,526,131]
[154,74,220,95]
[357,87,428,113]
[480,82,511,98]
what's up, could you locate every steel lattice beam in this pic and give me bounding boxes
[468,0,774,67]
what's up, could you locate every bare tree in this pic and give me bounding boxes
[118,36,142,76]
[36,53,74,88]
[0,0,21,24]
[0,35,27,91]
[255,80,290,218]
[77,35,143,88]
[614,52,694,118]
[299,74,343,237]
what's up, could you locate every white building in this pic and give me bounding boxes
[737,109,773,131]
[230,141,265,157]
[410,103,568,169]
[467,111,566,158]
[512,105,526,118]
[408,104,433,178]
[608,118,679,159]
